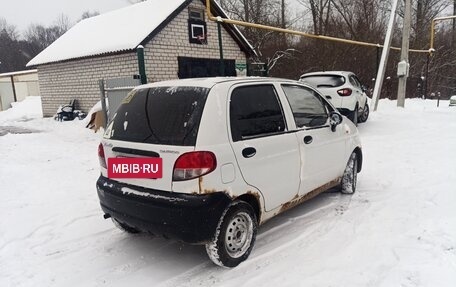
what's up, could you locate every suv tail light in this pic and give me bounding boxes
[337,88,352,97]
[173,151,217,181]
[98,143,107,168]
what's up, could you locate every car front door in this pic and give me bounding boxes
[280,84,346,195]
[229,83,301,211]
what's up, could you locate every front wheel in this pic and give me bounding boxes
[341,152,358,194]
[205,201,257,268]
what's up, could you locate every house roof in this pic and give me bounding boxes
[0,69,38,78]
[26,0,255,67]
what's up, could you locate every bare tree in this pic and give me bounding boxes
[25,14,71,53]
[0,18,19,40]
[80,11,101,21]
[0,18,26,72]
[296,0,332,35]
[413,0,451,47]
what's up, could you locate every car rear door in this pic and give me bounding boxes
[229,83,300,211]
[280,84,346,195]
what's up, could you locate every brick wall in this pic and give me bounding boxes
[37,0,248,117]
[38,53,138,116]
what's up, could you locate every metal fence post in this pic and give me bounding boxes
[137,45,147,84]
[98,79,108,128]
[217,21,225,76]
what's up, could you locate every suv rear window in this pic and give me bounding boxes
[106,86,209,146]
[300,75,345,88]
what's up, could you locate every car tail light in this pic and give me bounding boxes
[98,143,107,168]
[173,151,217,181]
[337,88,352,97]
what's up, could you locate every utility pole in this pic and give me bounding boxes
[372,0,400,111]
[281,0,286,43]
[397,0,412,108]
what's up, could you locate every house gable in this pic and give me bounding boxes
[142,0,248,82]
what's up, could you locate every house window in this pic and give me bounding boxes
[188,8,207,45]
[189,8,205,21]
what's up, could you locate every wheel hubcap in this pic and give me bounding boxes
[362,106,368,119]
[225,212,254,258]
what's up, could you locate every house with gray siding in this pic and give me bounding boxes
[27,0,255,116]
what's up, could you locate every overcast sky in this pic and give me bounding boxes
[1,0,131,34]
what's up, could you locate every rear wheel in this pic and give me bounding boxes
[359,103,369,123]
[341,152,358,194]
[112,218,141,234]
[205,201,257,268]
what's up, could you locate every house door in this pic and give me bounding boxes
[178,57,236,78]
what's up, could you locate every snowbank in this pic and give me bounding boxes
[0,96,43,124]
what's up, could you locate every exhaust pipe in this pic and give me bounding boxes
[103,213,111,219]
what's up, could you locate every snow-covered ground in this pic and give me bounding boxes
[1,97,455,287]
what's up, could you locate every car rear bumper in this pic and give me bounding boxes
[96,176,232,244]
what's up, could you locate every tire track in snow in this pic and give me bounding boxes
[160,192,355,287]
[0,222,55,251]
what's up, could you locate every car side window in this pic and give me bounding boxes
[353,76,364,89]
[349,75,361,88]
[281,85,328,128]
[230,84,286,142]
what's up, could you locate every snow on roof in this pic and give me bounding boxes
[0,69,38,78]
[27,0,186,66]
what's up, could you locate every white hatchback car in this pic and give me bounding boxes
[96,77,363,267]
[299,71,369,124]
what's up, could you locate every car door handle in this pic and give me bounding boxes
[303,136,313,144]
[242,147,256,158]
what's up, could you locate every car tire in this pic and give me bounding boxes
[348,107,358,126]
[358,103,369,123]
[205,201,257,268]
[112,218,141,234]
[341,152,358,194]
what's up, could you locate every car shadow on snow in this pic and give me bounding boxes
[97,188,349,281]
[0,125,41,136]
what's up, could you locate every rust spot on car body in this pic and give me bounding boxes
[196,176,224,195]
[279,178,341,214]
[198,177,203,194]
[201,188,217,194]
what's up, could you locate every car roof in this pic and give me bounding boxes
[300,71,354,78]
[136,77,298,89]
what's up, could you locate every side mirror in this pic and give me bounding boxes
[361,85,368,93]
[329,112,343,132]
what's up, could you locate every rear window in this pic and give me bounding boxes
[300,75,345,88]
[106,86,209,146]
